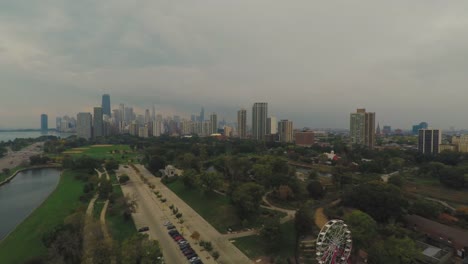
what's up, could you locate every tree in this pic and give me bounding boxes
[260,217,282,252]
[199,172,222,193]
[307,180,325,199]
[119,175,130,184]
[294,206,314,236]
[147,156,166,174]
[104,159,119,171]
[2,168,10,175]
[368,236,419,264]
[121,234,163,264]
[343,181,408,222]
[439,167,465,188]
[409,199,442,218]
[98,178,113,199]
[344,210,377,251]
[231,182,265,219]
[388,174,404,187]
[180,169,199,188]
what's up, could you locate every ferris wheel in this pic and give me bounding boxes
[316,219,352,264]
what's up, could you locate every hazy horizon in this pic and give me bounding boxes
[1,1,468,130]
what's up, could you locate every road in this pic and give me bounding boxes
[118,166,193,264]
[120,164,253,264]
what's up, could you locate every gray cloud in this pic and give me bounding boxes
[1,1,468,130]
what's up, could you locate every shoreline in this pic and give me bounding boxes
[0,164,62,187]
[0,168,63,243]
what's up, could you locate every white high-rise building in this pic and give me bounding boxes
[77,113,92,140]
[267,116,277,135]
[153,121,162,137]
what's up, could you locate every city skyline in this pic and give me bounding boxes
[2,1,468,129]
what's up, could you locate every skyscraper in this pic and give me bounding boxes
[145,109,150,124]
[199,107,205,122]
[40,114,48,132]
[237,109,247,139]
[77,113,92,139]
[267,116,277,135]
[252,102,268,141]
[93,107,104,138]
[278,119,293,143]
[418,129,441,155]
[350,108,375,149]
[101,94,111,116]
[210,113,217,134]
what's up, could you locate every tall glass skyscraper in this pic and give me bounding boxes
[102,94,111,116]
[40,114,48,132]
[93,107,103,138]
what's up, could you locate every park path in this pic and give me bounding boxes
[380,171,399,183]
[314,208,328,229]
[82,168,116,264]
[261,191,296,224]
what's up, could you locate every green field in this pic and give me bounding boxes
[166,180,240,233]
[63,145,138,163]
[106,183,136,242]
[0,170,86,264]
[233,221,297,260]
[166,180,285,233]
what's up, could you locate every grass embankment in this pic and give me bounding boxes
[166,180,286,233]
[0,165,27,183]
[93,199,106,220]
[0,170,86,264]
[404,176,468,206]
[107,177,136,243]
[234,221,297,259]
[63,145,138,164]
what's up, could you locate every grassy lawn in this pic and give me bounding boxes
[403,176,468,206]
[233,221,297,259]
[93,199,105,220]
[106,183,136,243]
[166,180,240,233]
[166,180,286,233]
[0,170,86,264]
[62,145,138,163]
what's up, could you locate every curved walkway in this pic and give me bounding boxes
[261,191,296,224]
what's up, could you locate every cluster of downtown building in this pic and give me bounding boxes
[51,95,314,145]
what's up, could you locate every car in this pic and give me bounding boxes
[167,225,176,230]
[163,221,172,226]
[174,236,183,241]
[189,257,200,263]
[168,230,178,236]
[192,260,203,264]
[137,226,149,232]
[180,244,190,250]
[178,240,188,245]
[181,247,193,253]
[186,253,197,259]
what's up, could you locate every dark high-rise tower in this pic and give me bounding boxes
[93,107,103,138]
[252,102,268,141]
[40,114,48,132]
[237,109,247,139]
[199,107,205,122]
[102,94,111,116]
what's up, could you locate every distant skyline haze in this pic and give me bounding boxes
[0,1,467,130]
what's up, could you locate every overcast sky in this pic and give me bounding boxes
[1,1,468,130]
